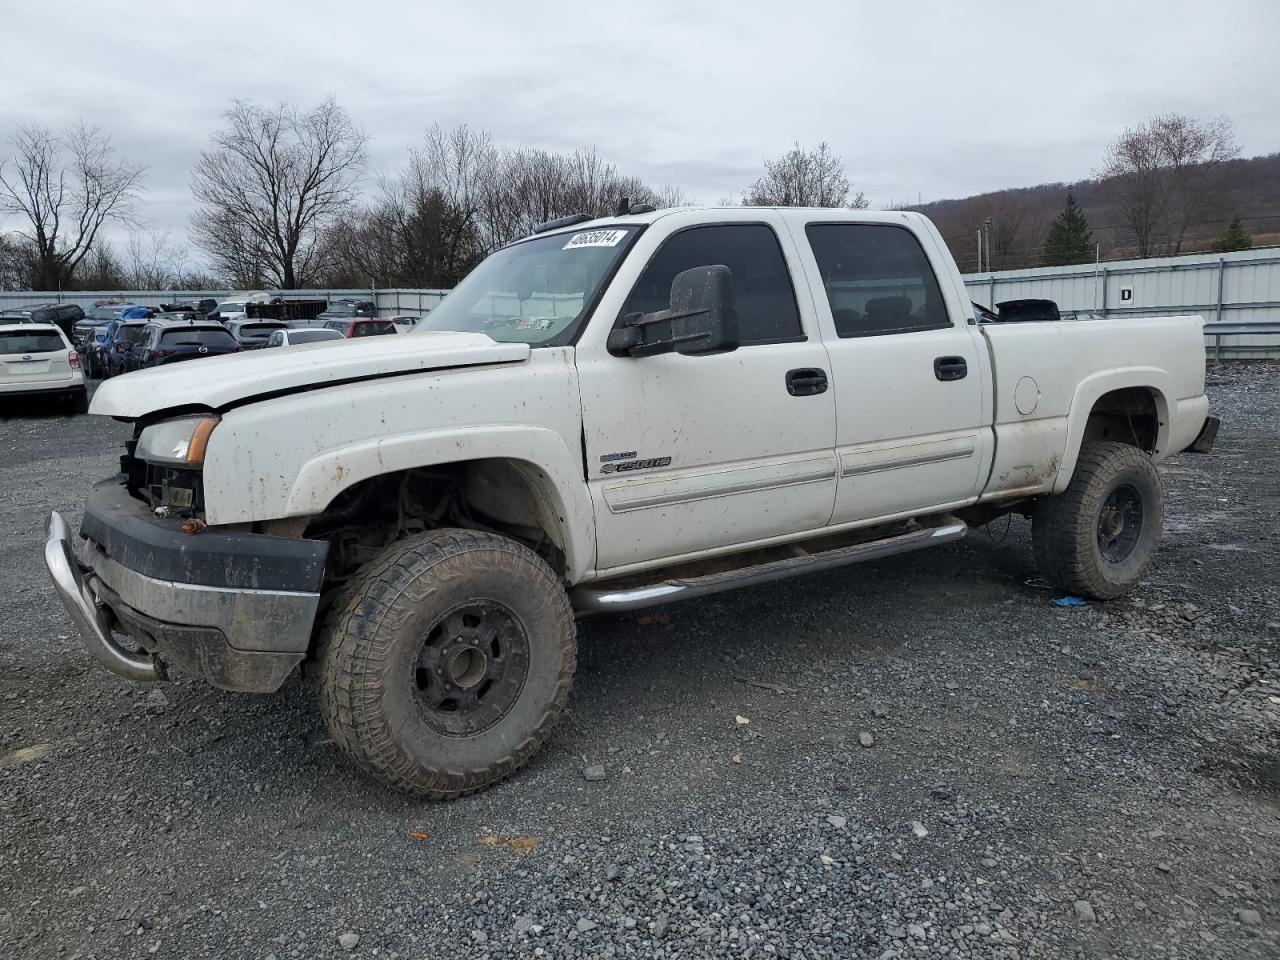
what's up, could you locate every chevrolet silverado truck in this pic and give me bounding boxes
[45,206,1218,798]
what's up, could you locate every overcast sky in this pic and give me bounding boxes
[1,0,1277,255]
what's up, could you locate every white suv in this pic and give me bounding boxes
[0,323,87,412]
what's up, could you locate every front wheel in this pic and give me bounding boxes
[319,529,576,798]
[1032,441,1164,600]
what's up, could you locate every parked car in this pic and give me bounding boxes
[158,298,218,319]
[0,322,87,412]
[263,327,346,347]
[101,321,150,377]
[226,319,288,350]
[0,302,85,339]
[82,323,115,377]
[209,293,269,324]
[322,318,398,338]
[317,298,376,321]
[74,311,116,347]
[127,320,242,371]
[390,314,426,334]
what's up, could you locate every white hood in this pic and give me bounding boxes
[90,331,531,418]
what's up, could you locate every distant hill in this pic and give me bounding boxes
[911,152,1280,273]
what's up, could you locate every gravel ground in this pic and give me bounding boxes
[1,365,1277,960]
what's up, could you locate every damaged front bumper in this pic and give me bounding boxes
[45,478,328,693]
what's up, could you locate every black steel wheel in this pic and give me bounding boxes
[1033,441,1163,600]
[411,602,530,737]
[319,529,575,798]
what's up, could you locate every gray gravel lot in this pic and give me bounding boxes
[1,365,1277,960]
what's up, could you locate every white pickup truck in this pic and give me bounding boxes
[45,206,1217,797]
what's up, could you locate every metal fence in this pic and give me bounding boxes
[0,288,452,318]
[963,246,1280,358]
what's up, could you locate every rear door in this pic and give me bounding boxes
[792,217,989,525]
[575,214,838,572]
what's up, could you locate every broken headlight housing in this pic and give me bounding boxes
[135,416,219,467]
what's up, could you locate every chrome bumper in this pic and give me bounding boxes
[44,511,159,681]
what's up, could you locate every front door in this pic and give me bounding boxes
[576,218,837,573]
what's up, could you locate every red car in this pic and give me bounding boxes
[321,318,398,338]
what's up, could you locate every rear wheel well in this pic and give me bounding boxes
[1083,387,1160,453]
[297,459,571,600]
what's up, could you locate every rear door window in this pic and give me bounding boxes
[805,223,952,337]
[0,330,65,353]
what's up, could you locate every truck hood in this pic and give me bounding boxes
[90,331,531,418]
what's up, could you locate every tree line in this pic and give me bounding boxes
[924,113,1257,272]
[0,103,1262,292]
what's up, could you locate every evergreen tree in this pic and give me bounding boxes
[1213,214,1253,253]
[1040,192,1094,266]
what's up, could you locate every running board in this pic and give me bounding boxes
[572,520,968,613]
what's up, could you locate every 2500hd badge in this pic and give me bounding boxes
[601,456,672,474]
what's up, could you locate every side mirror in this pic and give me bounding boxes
[607,265,739,357]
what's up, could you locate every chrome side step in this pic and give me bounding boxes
[572,520,968,613]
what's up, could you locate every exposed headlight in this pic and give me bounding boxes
[136,416,219,466]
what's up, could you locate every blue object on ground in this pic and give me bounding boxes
[1053,596,1088,607]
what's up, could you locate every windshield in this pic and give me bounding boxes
[117,324,148,344]
[416,226,640,345]
[217,301,246,313]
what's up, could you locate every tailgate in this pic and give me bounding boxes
[0,351,72,384]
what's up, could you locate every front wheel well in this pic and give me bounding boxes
[1082,387,1161,453]
[296,459,572,596]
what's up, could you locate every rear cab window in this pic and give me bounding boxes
[805,223,952,337]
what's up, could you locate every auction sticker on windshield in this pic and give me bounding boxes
[564,229,628,249]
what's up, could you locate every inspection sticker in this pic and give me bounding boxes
[563,229,628,249]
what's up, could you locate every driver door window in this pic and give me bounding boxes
[621,224,803,345]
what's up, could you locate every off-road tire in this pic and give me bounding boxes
[1033,441,1163,600]
[319,529,575,798]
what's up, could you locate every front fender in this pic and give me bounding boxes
[283,425,596,581]
[1051,367,1173,494]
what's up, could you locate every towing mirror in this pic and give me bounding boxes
[607,265,740,357]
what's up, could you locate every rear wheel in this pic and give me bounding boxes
[319,529,575,798]
[68,391,89,415]
[1033,441,1163,599]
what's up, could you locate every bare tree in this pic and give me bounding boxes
[0,232,32,290]
[743,142,867,208]
[0,123,144,289]
[120,230,196,289]
[191,97,367,288]
[1099,113,1238,257]
[328,126,687,286]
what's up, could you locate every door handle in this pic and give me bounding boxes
[786,368,828,396]
[934,356,968,381]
